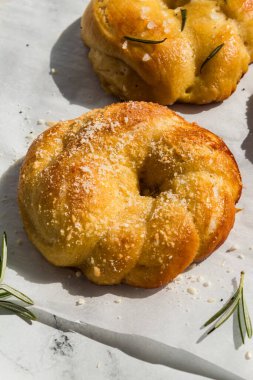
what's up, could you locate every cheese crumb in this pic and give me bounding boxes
[114,299,122,304]
[203,281,211,288]
[147,21,156,29]
[94,266,101,277]
[75,271,82,278]
[207,298,216,303]
[238,254,244,260]
[187,287,198,296]
[140,6,150,20]
[122,41,128,50]
[245,351,252,360]
[50,67,57,74]
[142,53,151,62]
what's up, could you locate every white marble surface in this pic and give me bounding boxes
[1,314,212,380]
[0,0,253,379]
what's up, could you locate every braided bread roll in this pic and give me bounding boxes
[18,102,242,288]
[81,0,253,105]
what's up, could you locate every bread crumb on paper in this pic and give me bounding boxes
[75,271,82,278]
[187,287,198,296]
[50,67,57,75]
[76,298,85,306]
[226,244,239,252]
[37,119,45,125]
[197,275,205,283]
[203,281,211,288]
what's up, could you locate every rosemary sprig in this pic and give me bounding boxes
[200,43,224,73]
[204,272,252,344]
[242,288,253,338]
[0,233,36,321]
[238,300,245,344]
[0,232,7,283]
[124,36,167,44]
[180,9,187,31]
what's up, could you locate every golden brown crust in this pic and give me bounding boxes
[18,102,242,288]
[81,0,252,105]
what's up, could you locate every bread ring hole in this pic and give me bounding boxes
[138,166,163,198]
[138,147,175,198]
[139,174,161,197]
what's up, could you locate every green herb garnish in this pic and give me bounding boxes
[0,232,36,321]
[204,271,252,344]
[124,36,167,44]
[180,9,187,31]
[200,43,224,73]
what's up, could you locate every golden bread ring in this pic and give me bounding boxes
[18,102,242,288]
[81,0,253,105]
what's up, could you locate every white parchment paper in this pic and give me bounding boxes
[0,0,253,379]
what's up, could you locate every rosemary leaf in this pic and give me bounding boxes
[0,300,36,321]
[0,232,36,322]
[238,300,245,344]
[0,290,10,298]
[204,290,239,327]
[0,232,7,283]
[200,43,224,73]
[207,297,240,335]
[180,9,187,31]
[0,284,34,305]
[124,36,167,44]
[242,288,253,339]
[204,271,244,335]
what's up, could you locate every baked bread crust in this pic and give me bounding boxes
[18,102,242,288]
[81,0,253,105]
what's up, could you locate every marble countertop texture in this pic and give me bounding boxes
[0,314,211,380]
